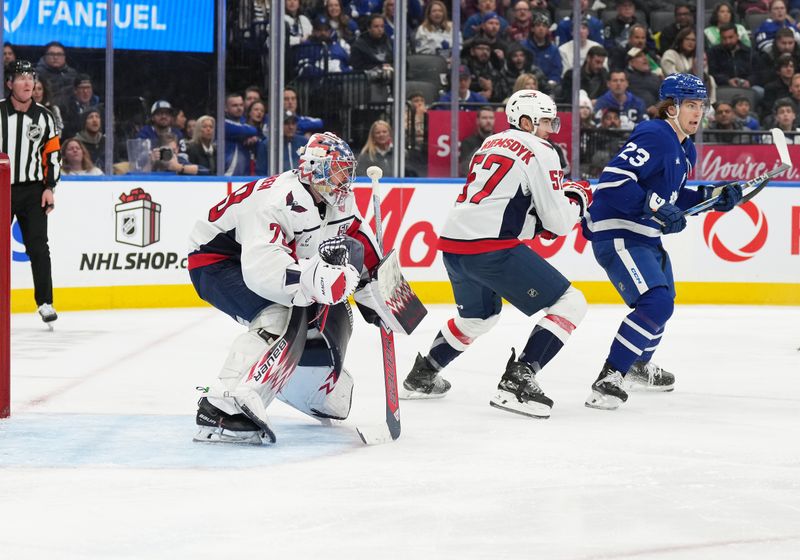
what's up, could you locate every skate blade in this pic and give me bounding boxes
[584,390,622,410]
[624,380,675,393]
[399,387,448,400]
[489,393,551,419]
[193,426,269,445]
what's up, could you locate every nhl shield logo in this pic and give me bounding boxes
[527,288,539,298]
[121,215,136,237]
[26,123,42,142]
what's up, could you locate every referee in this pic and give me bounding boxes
[1,60,61,325]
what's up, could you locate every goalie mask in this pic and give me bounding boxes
[297,132,357,210]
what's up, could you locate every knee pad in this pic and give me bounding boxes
[635,286,674,330]
[278,366,354,420]
[441,314,500,351]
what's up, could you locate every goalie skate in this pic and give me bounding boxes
[585,363,628,410]
[400,354,451,399]
[489,350,553,419]
[193,397,275,445]
[624,361,675,392]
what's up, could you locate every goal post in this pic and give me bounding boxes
[1,153,10,418]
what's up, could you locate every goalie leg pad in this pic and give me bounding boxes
[278,304,355,420]
[206,305,292,415]
[278,365,355,420]
[205,306,308,436]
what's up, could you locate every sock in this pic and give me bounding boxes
[607,310,663,374]
[519,314,576,372]
[428,330,463,370]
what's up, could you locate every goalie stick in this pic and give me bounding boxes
[356,166,401,445]
[682,128,792,217]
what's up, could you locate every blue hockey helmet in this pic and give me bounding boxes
[659,73,708,103]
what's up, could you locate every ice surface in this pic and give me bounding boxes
[2,304,800,560]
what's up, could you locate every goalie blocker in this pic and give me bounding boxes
[353,249,427,336]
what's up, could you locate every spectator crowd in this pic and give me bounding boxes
[8,0,800,178]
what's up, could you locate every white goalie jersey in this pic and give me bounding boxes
[188,170,380,306]
[438,128,580,254]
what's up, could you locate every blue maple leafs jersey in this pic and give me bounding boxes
[583,119,704,245]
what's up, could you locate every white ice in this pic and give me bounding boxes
[2,304,800,560]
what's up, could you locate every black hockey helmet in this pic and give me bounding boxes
[5,59,36,81]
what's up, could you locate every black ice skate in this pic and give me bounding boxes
[399,353,452,399]
[585,363,629,410]
[193,397,274,445]
[489,349,553,419]
[624,361,675,392]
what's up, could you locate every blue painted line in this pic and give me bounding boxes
[0,414,360,469]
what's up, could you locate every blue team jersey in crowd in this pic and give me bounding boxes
[583,119,703,245]
[593,91,648,129]
[754,18,800,52]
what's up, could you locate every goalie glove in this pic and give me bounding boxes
[293,254,359,307]
[318,235,365,271]
[563,180,592,217]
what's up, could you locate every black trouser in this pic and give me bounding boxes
[11,182,53,306]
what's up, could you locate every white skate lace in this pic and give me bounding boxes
[605,371,624,388]
[644,362,663,383]
[430,375,448,390]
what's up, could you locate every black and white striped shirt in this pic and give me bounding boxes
[0,98,61,188]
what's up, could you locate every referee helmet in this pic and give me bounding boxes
[5,59,37,81]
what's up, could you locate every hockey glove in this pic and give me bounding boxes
[318,234,365,271]
[294,254,360,307]
[699,182,744,212]
[563,180,593,217]
[644,191,686,235]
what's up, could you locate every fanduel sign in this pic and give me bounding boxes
[3,0,214,53]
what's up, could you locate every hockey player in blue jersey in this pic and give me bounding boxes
[582,73,744,410]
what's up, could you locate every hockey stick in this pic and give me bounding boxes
[355,166,401,445]
[682,128,792,217]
